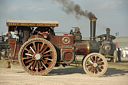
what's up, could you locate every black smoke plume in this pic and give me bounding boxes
[55,0,96,19]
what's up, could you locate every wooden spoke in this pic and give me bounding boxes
[25,59,33,64]
[43,54,52,57]
[36,61,39,72]
[41,45,48,54]
[41,61,48,69]
[24,48,31,53]
[94,67,98,74]
[30,46,35,54]
[27,61,34,69]
[94,56,97,63]
[25,53,33,57]
[32,60,37,69]
[38,61,43,71]
[43,50,52,55]
[37,43,40,53]
[86,62,92,66]
[44,58,53,61]
[32,42,36,52]
[22,56,32,60]
[39,42,45,52]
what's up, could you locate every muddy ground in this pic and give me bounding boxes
[0,57,128,85]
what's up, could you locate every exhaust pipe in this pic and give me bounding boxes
[90,18,97,41]
[89,18,100,53]
[106,28,110,41]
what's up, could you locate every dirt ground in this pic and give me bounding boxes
[0,57,128,85]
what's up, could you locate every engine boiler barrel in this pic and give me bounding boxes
[74,40,100,55]
[74,41,90,55]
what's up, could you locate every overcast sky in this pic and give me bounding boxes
[0,0,128,37]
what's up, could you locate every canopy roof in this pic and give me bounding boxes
[6,20,59,27]
[96,34,116,39]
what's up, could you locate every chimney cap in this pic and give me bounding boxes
[106,28,110,32]
[89,18,97,21]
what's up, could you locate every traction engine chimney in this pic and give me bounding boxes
[90,18,97,41]
[106,28,110,41]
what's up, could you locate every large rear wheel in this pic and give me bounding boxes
[83,53,108,77]
[18,38,57,75]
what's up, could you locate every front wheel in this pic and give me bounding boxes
[83,53,108,77]
[113,50,117,63]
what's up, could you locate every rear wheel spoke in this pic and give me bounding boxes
[41,45,48,54]
[25,53,33,57]
[36,61,39,72]
[32,42,36,52]
[27,61,34,69]
[22,56,32,60]
[30,46,35,54]
[25,59,33,64]
[38,61,43,71]
[39,42,45,52]
[41,61,48,69]
[45,58,53,62]
[43,50,52,55]
[32,60,36,68]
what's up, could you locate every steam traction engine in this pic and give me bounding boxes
[97,28,117,62]
[7,18,108,77]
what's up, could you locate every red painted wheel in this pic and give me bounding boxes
[18,38,57,75]
[83,53,108,77]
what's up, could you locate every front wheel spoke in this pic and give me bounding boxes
[97,58,102,62]
[86,63,92,66]
[90,57,94,62]
[91,67,94,73]
[88,66,92,71]
[94,67,97,74]
[95,56,97,62]
[97,61,104,65]
[30,46,35,54]
[88,60,93,64]
[98,66,103,71]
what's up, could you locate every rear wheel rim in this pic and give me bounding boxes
[19,38,57,75]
